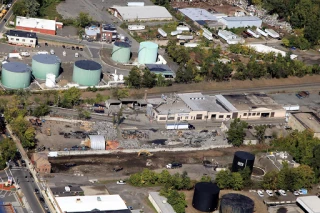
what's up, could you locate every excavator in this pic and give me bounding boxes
[138,150,153,157]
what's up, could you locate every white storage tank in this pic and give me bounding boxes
[45,74,56,88]
[89,135,105,150]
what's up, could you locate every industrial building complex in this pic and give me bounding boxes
[147,93,286,122]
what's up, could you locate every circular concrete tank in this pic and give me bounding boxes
[112,41,131,64]
[138,41,158,64]
[1,62,31,89]
[72,60,102,86]
[32,54,61,80]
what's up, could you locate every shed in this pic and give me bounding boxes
[89,135,105,150]
[105,99,122,109]
[120,98,137,108]
[220,16,262,29]
[145,64,175,79]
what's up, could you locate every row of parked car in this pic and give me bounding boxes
[257,189,307,197]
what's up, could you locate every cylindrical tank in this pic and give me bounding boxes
[32,54,61,80]
[232,151,255,174]
[1,62,31,89]
[72,60,101,86]
[138,41,158,64]
[45,74,56,88]
[112,41,131,64]
[192,182,220,212]
[220,193,254,213]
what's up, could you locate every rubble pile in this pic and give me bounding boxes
[93,122,117,140]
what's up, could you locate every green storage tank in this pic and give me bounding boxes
[32,54,61,80]
[111,41,131,64]
[72,60,102,86]
[1,62,31,89]
[138,41,158,64]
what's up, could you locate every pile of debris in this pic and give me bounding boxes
[121,130,149,140]
[93,122,117,140]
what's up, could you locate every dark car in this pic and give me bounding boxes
[39,197,45,203]
[45,43,48,46]
[71,46,75,50]
[76,46,79,50]
[113,167,123,172]
[35,188,39,194]
[79,47,83,51]
[3,18,7,22]
[62,45,65,48]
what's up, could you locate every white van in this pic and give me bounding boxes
[50,49,55,55]
[21,52,30,57]
[37,51,49,55]
[75,52,79,58]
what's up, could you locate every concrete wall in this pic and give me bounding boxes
[288,114,306,132]
[148,194,161,213]
[16,26,55,35]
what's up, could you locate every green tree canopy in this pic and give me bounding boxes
[125,67,141,88]
[227,118,248,147]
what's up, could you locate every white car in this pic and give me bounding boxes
[279,190,287,196]
[293,191,300,196]
[266,190,274,196]
[7,4,11,8]
[116,180,126,185]
[257,190,264,197]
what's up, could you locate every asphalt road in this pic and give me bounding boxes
[10,166,46,213]
[0,0,14,33]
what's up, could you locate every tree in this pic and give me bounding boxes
[231,172,244,190]
[12,0,28,16]
[32,104,50,117]
[60,87,81,108]
[200,175,212,182]
[227,118,248,147]
[77,108,91,120]
[215,170,234,189]
[125,67,141,88]
[112,88,129,99]
[25,0,40,16]
[293,165,315,189]
[254,125,267,144]
[211,62,233,81]
[141,69,156,88]
[0,138,17,162]
[156,74,167,87]
[175,65,194,84]
[239,167,252,187]
[261,171,278,190]
[75,12,92,28]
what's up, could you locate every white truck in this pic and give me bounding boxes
[166,163,182,169]
[166,123,190,130]
[48,152,58,157]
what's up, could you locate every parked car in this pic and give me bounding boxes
[34,188,39,194]
[166,163,182,169]
[266,190,273,196]
[62,45,66,48]
[76,47,79,50]
[117,180,126,185]
[257,190,264,197]
[278,190,287,196]
[293,191,300,196]
[71,46,75,50]
[79,47,83,51]
[127,206,133,210]
[39,197,45,203]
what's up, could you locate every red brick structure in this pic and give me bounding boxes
[31,153,51,174]
[15,16,62,35]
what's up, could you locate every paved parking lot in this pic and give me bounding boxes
[270,92,320,107]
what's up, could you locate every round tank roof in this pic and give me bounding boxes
[74,60,101,71]
[2,62,30,73]
[140,41,158,48]
[194,182,220,193]
[235,151,255,160]
[114,41,131,48]
[33,54,61,64]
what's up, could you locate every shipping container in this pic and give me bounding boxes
[202,28,212,36]
[171,30,182,36]
[247,29,260,38]
[257,28,268,37]
[128,25,145,31]
[203,33,213,41]
[184,43,199,47]
[265,29,280,38]
[177,35,193,40]
[176,26,190,31]
[157,28,167,37]
[166,123,189,130]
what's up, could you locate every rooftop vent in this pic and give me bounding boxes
[65,186,71,192]
[76,198,81,203]
[97,197,101,201]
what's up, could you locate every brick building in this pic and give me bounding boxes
[15,16,62,35]
[31,153,51,174]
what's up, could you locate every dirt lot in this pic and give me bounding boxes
[49,146,264,178]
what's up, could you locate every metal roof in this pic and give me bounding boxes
[2,62,31,73]
[111,6,172,20]
[33,54,61,64]
[297,196,320,213]
[75,60,102,71]
[222,16,261,22]
[7,30,37,38]
[149,192,175,213]
[16,16,56,31]
[145,64,172,72]
[179,8,217,21]
[215,94,237,112]
[114,41,131,48]
[89,135,105,150]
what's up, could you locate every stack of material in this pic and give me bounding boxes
[93,122,117,140]
[106,141,119,150]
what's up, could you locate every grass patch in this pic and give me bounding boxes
[145,197,157,213]
[39,1,63,20]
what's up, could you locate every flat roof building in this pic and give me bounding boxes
[218,30,245,44]
[297,196,320,213]
[220,16,262,29]
[147,93,286,122]
[6,30,37,48]
[55,195,131,213]
[179,8,218,21]
[288,112,320,139]
[148,192,175,213]
[51,185,83,197]
[145,64,175,79]
[15,16,61,35]
[247,44,298,60]
[109,6,172,22]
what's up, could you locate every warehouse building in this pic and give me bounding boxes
[179,8,218,21]
[288,112,320,139]
[147,93,286,122]
[218,30,245,44]
[247,44,298,60]
[145,64,175,79]
[15,16,62,35]
[55,195,131,213]
[6,30,37,47]
[220,16,262,28]
[296,196,320,213]
[109,6,172,22]
[149,192,175,213]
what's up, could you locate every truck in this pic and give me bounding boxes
[170,30,182,36]
[166,123,190,130]
[128,25,145,31]
[166,163,182,169]
[157,28,167,37]
[48,152,58,157]
[177,35,193,40]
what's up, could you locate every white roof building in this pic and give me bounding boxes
[55,195,129,212]
[16,16,56,31]
[110,6,172,22]
[246,44,298,59]
[89,135,105,150]
[296,196,320,213]
[148,192,175,213]
[179,8,218,21]
[218,30,245,44]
